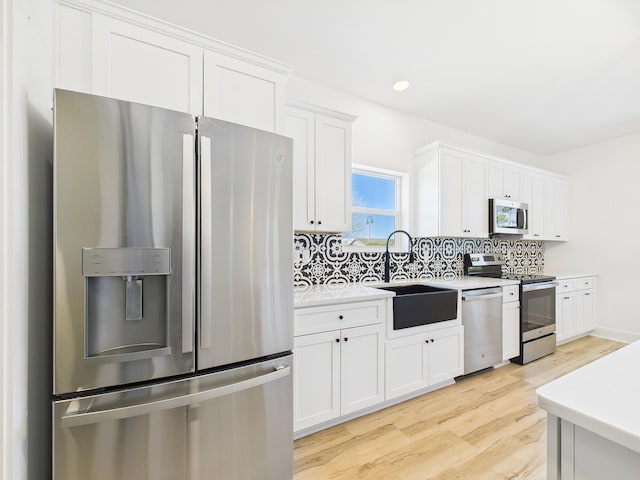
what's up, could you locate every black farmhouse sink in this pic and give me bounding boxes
[378,284,458,330]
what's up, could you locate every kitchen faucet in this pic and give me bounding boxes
[384,229,414,283]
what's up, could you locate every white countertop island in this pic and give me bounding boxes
[536,341,640,479]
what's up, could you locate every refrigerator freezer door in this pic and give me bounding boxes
[53,90,196,395]
[53,355,293,480]
[198,118,293,369]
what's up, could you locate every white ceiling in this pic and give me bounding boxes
[113,0,640,155]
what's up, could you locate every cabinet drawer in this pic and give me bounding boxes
[557,280,575,292]
[502,285,519,303]
[575,277,596,290]
[294,300,386,336]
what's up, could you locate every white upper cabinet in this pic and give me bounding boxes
[284,103,355,232]
[544,176,569,241]
[91,15,203,113]
[203,50,288,132]
[488,159,522,200]
[521,168,545,240]
[414,143,488,238]
[56,1,291,128]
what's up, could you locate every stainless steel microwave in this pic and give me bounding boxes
[489,198,528,236]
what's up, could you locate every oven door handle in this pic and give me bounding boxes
[522,282,558,292]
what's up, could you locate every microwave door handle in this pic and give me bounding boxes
[523,207,528,231]
[60,366,291,429]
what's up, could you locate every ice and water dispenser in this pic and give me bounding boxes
[82,247,172,362]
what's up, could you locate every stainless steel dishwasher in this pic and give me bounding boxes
[461,287,503,375]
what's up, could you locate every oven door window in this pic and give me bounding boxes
[521,286,555,339]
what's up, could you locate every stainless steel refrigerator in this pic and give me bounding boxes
[52,89,293,480]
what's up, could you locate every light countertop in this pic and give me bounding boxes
[548,273,598,280]
[536,340,640,453]
[294,276,519,308]
[294,283,394,308]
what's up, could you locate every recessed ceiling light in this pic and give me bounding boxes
[392,80,410,92]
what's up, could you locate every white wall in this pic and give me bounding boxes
[287,76,543,174]
[539,132,640,341]
[2,0,54,479]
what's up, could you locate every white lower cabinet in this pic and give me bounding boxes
[556,277,596,343]
[502,285,520,361]
[385,325,463,401]
[293,323,384,432]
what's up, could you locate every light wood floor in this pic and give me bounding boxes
[293,336,625,479]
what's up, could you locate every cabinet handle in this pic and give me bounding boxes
[335,338,340,343]
[318,221,322,225]
[509,292,515,296]
[585,293,591,296]
[430,339,434,343]
[338,315,344,320]
[343,337,348,342]
[556,235,561,238]
[309,220,314,225]
[564,296,570,300]
[534,234,539,237]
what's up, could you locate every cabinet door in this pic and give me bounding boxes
[284,107,316,231]
[544,177,569,241]
[502,302,520,361]
[489,160,521,200]
[576,290,595,333]
[439,149,464,237]
[428,326,464,385]
[385,334,429,400]
[203,50,286,132]
[521,170,545,239]
[314,114,352,232]
[340,324,384,415]
[556,293,576,342]
[91,15,203,113]
[293,331,340,431]
[461,155,489,238]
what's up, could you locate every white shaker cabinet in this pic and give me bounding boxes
[488,159,522,201]
[385,325,463,400]
[544,176,569,241]
[502,285,520,361]
[58,7,203,113]
[285,103,356,232]
[414,143,488,238]
[293,300,385,433]
[521,169,545,240]
[203,50,289,133]
[56,1,291,129]
[556,276,596,343]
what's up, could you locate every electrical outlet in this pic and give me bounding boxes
[294,247,302,264]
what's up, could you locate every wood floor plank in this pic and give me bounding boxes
[293,336,625,479]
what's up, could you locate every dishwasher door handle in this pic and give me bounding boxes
[461,292,503,302]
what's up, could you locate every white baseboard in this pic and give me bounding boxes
[590,327,640,344]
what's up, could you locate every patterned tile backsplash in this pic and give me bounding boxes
[293,234,545,287]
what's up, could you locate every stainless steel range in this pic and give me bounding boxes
[464,253,558,365]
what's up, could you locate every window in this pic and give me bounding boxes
[342,165,407,250]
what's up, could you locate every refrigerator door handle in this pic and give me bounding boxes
[182,133,196,354]
[60,365,290,429]
[199,135,212,350]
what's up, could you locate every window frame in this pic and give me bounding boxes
[342,164,409,253]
